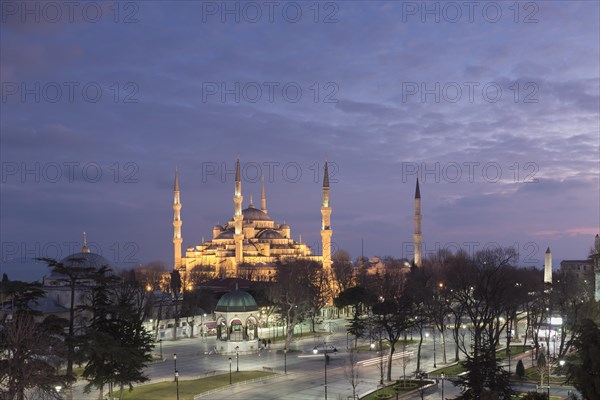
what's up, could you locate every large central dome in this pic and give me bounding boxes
[242,207,271,221]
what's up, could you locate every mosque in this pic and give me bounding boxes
[171,159,333,281]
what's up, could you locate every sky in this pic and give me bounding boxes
[1,0,599,279]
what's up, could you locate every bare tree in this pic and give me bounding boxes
[344,348,361,399]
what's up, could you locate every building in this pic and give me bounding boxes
[172,158,332,281]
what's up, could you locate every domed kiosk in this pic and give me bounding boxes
[214,284,260,354]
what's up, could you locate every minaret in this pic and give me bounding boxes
[320,162,332,270]
[544,247,552,284]
[594,234,600,301]
[413,178,422,267]
[233,158,244,268]
[261,176,267,214]
[81,231,90,253]
[173,169,183,270]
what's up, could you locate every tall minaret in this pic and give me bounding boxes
[594,234,600,301]
[173,169,183,270]
[233,158,244,268]
[413,178,422,267]
[544,247,552,284]
[320,162,332,270]
[261,176,267,214]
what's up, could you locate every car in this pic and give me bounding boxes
[313,344,337,354]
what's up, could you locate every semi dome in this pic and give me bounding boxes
[216,230,234,239]
[215,286,258,312]
[242,207,271,221]
[257,229,283,239]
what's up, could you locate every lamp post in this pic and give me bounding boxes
[175,370,179,400]
[440,372,445,399]
[173,354,177,382]
[559,359,565,376]
[159,339,163,360]
[313,344,331,400]
[235,346,239,372]
[284,347,288,374]
[229,357,232,384]
[433,328,437,368]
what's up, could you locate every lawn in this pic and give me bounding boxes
[430,362,466,376]
[360,380,429,400]
[518,367,567,385]
[496,345,532,360]
[120,371,275,400]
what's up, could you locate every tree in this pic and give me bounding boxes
[445,248,518,398]
[40,257,98,399]
[370,271,414,382]
[516,359,525,379]
[566,319,600,399]
[332,249,354,293]
[336,286,376,348]
[80,271,153,399]
[0,313,68,400]
[270,260,322,348]
[344,348,361,400]
[0,277,68,400]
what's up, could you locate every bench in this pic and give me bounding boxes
[262,366,274,372]
[204,370,217,376]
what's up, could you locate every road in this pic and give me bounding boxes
[70,321,577,400]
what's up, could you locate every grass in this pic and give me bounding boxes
[514,393,562,400]
[496,345,532,360]
[121,371,275,400]
[360,380,429,400]
[519,367,567,385]
[430,362,466,376]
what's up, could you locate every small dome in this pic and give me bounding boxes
[280,223,290,229]
[214,225,224,230]
[257,229,283,239]
[215,286,258,312]
[242,207,271,221]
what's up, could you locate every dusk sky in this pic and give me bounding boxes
[1,1,599,278]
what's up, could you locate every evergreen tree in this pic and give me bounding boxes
[566,319,600,400]
[80,269,153,398]
[516,359,525,379]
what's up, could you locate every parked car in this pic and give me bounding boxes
[313,344,337,354]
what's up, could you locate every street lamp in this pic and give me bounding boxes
[159,339,163,360]
[283,347,288,374]
[203,313,207,341]
[235,346,240,372]
[433,328,437,368]
[175,370,179,400]
[173,354,177,382]
[229,357,232,384]
[313,344,332,400]
[441,372,445,399]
